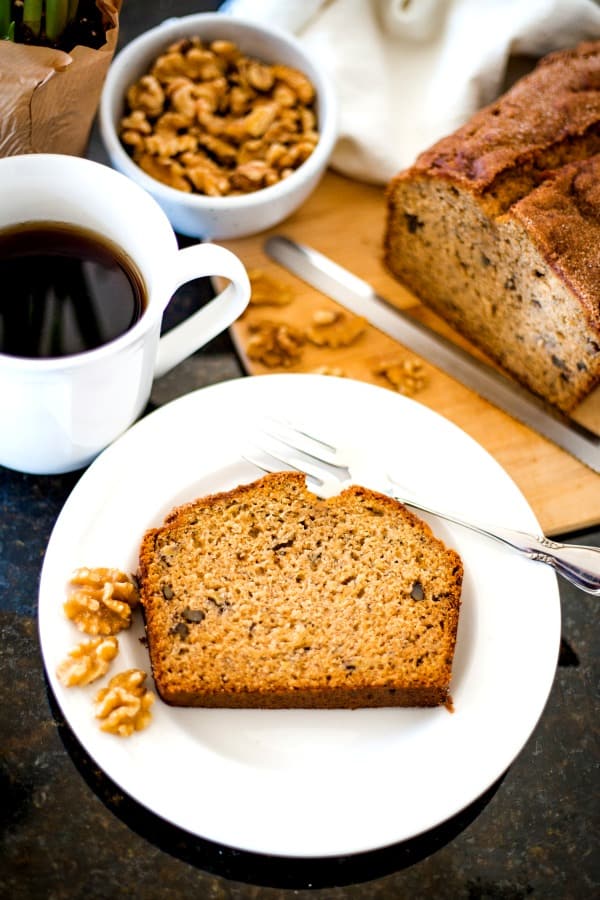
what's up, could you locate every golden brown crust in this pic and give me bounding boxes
[138,472,463,709]
[156,684,448,709]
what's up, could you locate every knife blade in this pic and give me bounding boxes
[264,235,600,473]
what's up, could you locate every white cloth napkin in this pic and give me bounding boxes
[222,0,600,184]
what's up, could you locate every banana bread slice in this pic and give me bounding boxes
[137,471,463,709]
[384,41,600,412]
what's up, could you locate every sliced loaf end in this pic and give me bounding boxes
[385,161,600,411]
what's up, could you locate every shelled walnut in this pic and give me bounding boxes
[94,669,155,737]
[119,37,319,197]
[246,319,305,367]
[375,357,428,396]
[247,269,294,307]
[56,636,119,687]
[63,568,139,636]
[306,309,367,348]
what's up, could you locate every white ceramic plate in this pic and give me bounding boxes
[39,374,560,858]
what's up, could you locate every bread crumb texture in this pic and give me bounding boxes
[138,472,463,709]
[384,41,600,412]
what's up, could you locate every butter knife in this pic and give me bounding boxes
[264,235,600,474]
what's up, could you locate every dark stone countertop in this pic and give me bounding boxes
[2,374,599,898]
[1,2,599,897]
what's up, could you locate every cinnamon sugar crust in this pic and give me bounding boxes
[408,42,600,203]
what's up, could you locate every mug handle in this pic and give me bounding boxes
[154,243,250,379]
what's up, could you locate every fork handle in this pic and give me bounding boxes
[401,498,600,595]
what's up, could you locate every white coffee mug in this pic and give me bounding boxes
[0,154,250,475]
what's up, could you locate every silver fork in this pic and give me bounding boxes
[244,420,600,596]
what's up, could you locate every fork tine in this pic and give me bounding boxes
[262,417,343,468]
[242,449,297,476]
[244,441,335,484]
[243,416,356,497]
[268,417,338,453]
[242,447,333,495]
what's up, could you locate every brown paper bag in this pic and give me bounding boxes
[0,1,122,158]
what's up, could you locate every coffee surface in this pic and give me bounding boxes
[0,222,146,358]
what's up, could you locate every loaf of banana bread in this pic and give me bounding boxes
[137,472,463,709]
[384,41,600,412]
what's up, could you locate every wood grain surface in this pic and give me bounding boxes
[223,171,600,536]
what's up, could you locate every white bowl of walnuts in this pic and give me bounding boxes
[99,13,337,239]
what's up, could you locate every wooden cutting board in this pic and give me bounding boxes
[222,170,600,536]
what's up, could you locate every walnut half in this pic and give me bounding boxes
[375,357,428,396]
[56,636,119,687]
[64,568,139,636]
[306,310,367,348]
[247,269,294,307]
[94,669,155,737]
[246,319,305,368]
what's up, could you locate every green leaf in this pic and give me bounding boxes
[23,0,43,38]
[0,0,12,39]
[1,0,80,43]
[45,0,69,42]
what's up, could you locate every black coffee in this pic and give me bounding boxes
[0,222,146,358]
